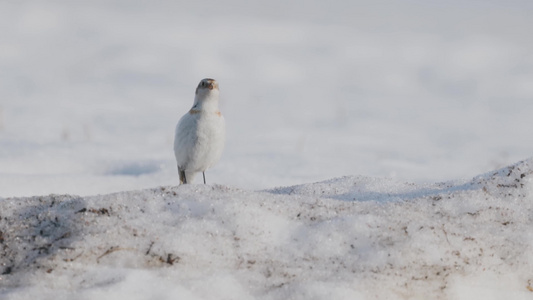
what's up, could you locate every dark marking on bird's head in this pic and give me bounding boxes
[196,78,219,94]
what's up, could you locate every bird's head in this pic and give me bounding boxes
[195,78,219,97]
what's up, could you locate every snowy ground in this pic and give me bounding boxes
[1,159,533,299]
[1,0,533,298]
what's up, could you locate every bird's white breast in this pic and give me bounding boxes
[174,110,225,173]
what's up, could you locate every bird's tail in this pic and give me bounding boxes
[179,169,186,184]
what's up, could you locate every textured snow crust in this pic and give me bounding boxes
[1,159,532,299]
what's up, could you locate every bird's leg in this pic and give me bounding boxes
[203,172,206,184]
[184,173,187,184]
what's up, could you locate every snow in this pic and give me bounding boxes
[1,0,533,196]
[1,159,533,299]
[1,0,533,298]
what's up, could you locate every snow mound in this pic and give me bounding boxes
[1,159,533,299]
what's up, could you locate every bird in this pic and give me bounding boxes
[173,78,226,184]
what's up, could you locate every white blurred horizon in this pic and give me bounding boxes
[1,0,533,197]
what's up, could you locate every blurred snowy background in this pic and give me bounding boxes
[1,0,533,197]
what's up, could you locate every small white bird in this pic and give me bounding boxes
[174,78,226,184]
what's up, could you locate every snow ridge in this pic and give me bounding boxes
[1,159,533,299]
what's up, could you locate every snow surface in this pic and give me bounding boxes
[1,0,533,298]
[1,159,533,299]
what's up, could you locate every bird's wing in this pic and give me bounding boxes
[174,113,198,169]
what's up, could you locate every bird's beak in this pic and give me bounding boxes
[208,82,216,90]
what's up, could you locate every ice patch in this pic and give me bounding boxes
[104,161,162,176]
